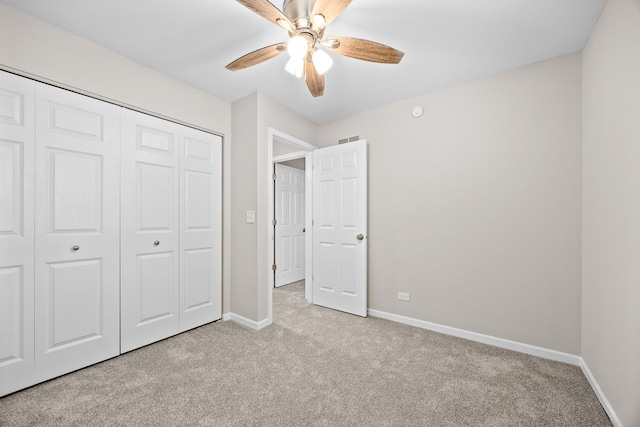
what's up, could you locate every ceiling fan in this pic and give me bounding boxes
[226,0,405,97]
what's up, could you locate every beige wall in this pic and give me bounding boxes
[273,139,303,157]
[0,4,233,314]
[278,159,305,170]
[582,0,640,425]
[318,53,583,354]
[230,93,259,320]
[231,92,317,322]
[273,141,309,170]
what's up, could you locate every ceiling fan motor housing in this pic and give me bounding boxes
[283,0,323,47]
[283,0,315,22]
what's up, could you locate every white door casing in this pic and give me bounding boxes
[179,127,222,331]
[312,140,368,317]
[266,128,317,326]
[0,72,36,396]
[34,83,121,381]
[120,109,180,353]
[274,163,305,287]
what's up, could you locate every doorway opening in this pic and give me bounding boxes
[273,161,306,288]
[266,128,317,325]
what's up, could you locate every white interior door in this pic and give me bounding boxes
[275,163,305,287]
[34,83,120,380]
[121,109,180,353]
[312,140,368,317]
[0,72,35,396]
[179,127,222,331]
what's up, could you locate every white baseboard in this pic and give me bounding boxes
[256,317,272,330]
[580,359,623,427]
[225,313,272,331]
[368,309,581,366]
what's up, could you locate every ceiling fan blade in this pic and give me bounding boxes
[311,0,352,27]
[226,43,287,71]
[327,37,404,64]
[236,0,293,29]
[304,58,325,97]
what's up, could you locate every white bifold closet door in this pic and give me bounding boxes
[0,72,35,396]
[34,83,121,381]
[179,125,222,331]
[0,70,222,396]
[120,110,180,352]
[120,109,221,353]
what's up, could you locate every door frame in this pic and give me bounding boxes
[266,128,317,324]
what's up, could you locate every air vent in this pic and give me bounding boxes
[338,135,360,144]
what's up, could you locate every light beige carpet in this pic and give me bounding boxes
[0,281,611,426]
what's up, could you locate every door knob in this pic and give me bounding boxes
[154,241,160,246]
[71,245,80,251]
[356,234,364,241]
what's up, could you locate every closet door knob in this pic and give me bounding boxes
[72,245,80,251]
[154,241,160,246]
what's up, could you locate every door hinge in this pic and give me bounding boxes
[272,173,277,181]
[272,264,277,271]
[272,218,277,226]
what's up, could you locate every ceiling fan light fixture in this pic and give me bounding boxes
[285,57,305,78]
[312,49,333,75]
[311,14,326,30]
[287,35,309,59]
[230,0,404,97]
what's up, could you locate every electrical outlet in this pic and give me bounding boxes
[246,210,255,224]
[398,292,410,302]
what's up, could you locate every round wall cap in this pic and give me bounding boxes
[411,106,424,118]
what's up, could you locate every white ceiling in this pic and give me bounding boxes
[2,0,605,123]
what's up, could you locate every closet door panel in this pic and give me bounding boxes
[44,259,103,345]
[121,109,179,353]
[179,129,222,331]
[0,72,35,397]
[34,83,120,381]
[137,252,175,322]
[49,149,102,232]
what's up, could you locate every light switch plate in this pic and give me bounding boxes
[246,210,255,224]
